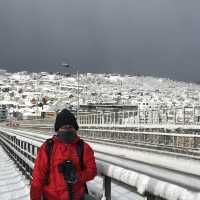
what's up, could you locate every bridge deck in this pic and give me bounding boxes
[0,145,29,200]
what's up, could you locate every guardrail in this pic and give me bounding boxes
[77,107,200,126]
[79,128,200,155]
[6,107,200,127]
[16,122,200,154]
[0,128,200,200]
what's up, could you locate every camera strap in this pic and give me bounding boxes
[66,182,74,200]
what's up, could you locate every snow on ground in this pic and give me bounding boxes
[0,145,29,200]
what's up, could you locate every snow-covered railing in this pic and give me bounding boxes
[0,130,39,180]
[97,161,200,200]
[79,128,200,154]
[0,129,200,200]
[77,107,200,126]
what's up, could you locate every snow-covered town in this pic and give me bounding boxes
[1,68,200,122]
[1,70,200,200]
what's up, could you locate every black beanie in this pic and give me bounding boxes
[54,109,79,132]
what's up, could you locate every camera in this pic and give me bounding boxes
[58,160,77,183]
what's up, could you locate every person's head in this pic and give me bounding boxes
[54,109,79,132]
[54,109,79,143]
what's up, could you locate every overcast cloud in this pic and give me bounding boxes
[0,0,200,81]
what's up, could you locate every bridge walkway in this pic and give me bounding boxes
[0,145,29,200]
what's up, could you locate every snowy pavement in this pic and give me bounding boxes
[0,145,29,200]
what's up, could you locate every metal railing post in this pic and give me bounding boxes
[103,176,111,200]
[146,193,165,200]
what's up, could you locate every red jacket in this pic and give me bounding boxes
[30,135,97,200]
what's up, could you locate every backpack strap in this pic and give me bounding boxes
[44,138,54,185]
[77,139,84,170]
[76,139,89,194]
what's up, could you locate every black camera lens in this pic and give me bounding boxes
[58,160,77,183]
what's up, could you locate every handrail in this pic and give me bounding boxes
[15,123,200,154]
[96,161,200,200]
[0,129,200,200]
[76,108,200,126]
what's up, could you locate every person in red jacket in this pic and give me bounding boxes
[30,109,97,200]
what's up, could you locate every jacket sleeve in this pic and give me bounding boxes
[30,143,48,200]
[77,143,97,183]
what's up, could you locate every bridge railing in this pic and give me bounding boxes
[77,107,200,126]
[79,128,200,155]
[0,129,200,200]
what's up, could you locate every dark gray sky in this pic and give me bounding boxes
[0,0,200,81]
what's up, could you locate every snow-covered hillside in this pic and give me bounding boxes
[0,69,200,118]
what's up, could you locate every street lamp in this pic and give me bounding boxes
[61,63,80,116]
